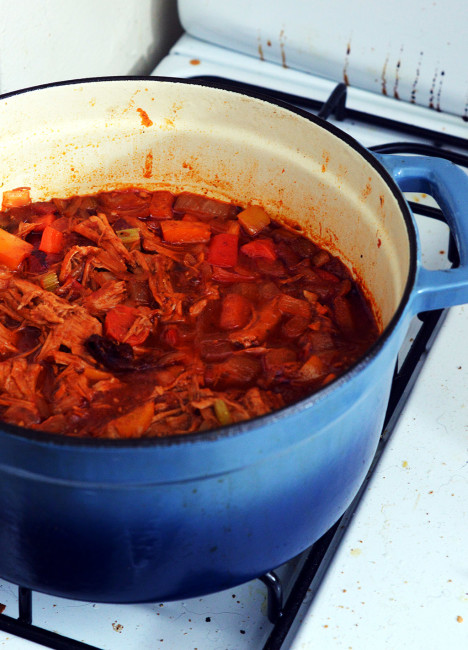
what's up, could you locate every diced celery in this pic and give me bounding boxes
[39,271,59,292]
[116,228,140,246]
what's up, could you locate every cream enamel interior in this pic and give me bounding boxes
[0,80,411,330]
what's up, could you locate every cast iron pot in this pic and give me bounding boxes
[0,78,468,603]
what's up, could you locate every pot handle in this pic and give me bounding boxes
[374,152,468,314]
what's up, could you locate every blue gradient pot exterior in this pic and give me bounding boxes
[0,79,468,603]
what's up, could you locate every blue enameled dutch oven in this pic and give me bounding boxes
[0,78,467,602]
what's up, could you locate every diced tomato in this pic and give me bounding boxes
[219,294,252,330]
[31,213,56,232]
[207,233,238,268]
[31,201,57,215]
[105,305,151,346]
[38,226,64,254]
[160,220,211,244]
[149,191,174,220]
[241,238,277,261]
[0,228,34,269]
[162,325,179,347]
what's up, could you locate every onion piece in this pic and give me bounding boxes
[1,187,31,210]
[237,205,270,236]
[173,193,238,219]
[214,399,232,426]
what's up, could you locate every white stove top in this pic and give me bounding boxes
[1,25,468,650]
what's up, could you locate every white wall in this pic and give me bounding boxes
[0,0,182,94]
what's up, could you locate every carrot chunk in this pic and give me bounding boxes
[0,229,34,269]
[207,233,238,267]
[39,226,64,253]
[160,220,211,244]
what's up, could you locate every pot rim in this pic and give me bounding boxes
[0,75,418,448]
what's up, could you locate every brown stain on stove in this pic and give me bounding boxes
[436,70,445,112]
[137,108,153,127]
[143,151,153,178]
[393,47,404,99]
[411,51,424,104]
[381,56,389,96]
[112,621,123,633]
[343,41,351,86]
[429,68,438,110]
[279,29,287,68]
[190,59,201,65]
[258,42,265,61]
[428,68,447,111]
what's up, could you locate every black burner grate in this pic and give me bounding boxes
[1,79,467,650]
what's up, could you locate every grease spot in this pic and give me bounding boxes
[112,621,123,633]
[350,548,362,557]
[137,108,153,127]
[190,59,201,65]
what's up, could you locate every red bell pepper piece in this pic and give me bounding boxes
[240,238,277,261]
[38,225,64,254]
[207,233,238,268]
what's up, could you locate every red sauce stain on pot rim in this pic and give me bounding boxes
[136,108,153,127]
